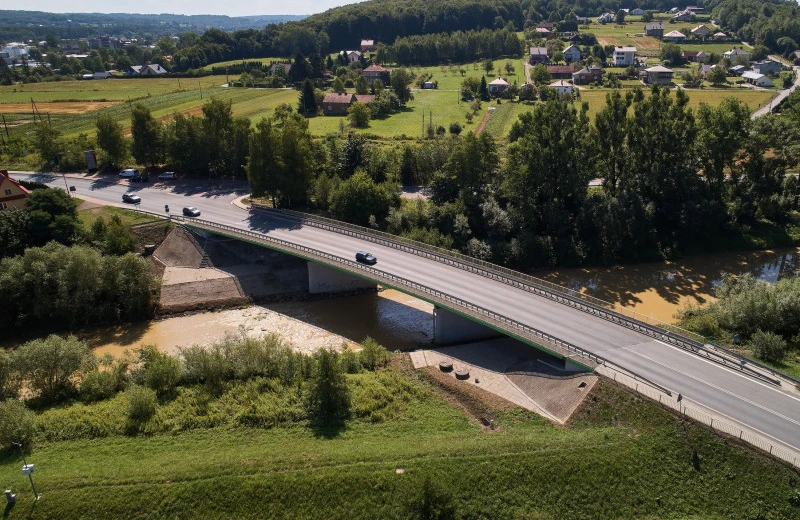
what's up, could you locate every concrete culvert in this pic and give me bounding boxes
[439,360,454,372]
[455,368,470,380]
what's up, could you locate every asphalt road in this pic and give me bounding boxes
[15,172,800,453]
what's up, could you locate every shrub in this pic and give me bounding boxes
[307,349,350,424]
[359,337,389,371]
[81,369,124,402]
[750,330,787,363]
[144,351,183,395]
[340,348,363,374]
[0,349,20,399]
[12,334,94,402]
[0,399,35,450]
[449,122,462,136]
[126,385,157,424]
[180,344,233,390]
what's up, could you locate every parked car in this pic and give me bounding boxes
[119,168,138,178]
[182,206,201,217]
[158,172,175,180]
[122,192,141,203]
[355,251,377,265]
[130,174,149,182]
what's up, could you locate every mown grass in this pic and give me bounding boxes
[199,57,290,72]
[405,58,528,91]
[77,204,163,229]
[1,366,798,519]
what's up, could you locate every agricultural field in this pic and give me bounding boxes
[198,57,291,72]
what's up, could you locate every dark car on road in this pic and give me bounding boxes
[182,206,201,217]
[355,251,377,265]
[122,192,141,204]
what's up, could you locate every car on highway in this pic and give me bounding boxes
[158,172,175,180]
[182,206,201,217]
[355,251,377,265]
[119,168,138,178]
[130,174,149,182]
[122,192,141,204]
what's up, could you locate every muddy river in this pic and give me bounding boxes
[7,247,799,354]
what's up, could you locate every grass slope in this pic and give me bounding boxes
[1,366,798,520]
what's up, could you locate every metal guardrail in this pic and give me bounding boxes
[251,205,800,388]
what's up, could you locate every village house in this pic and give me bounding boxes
[724,48,751,62]
[644,23,664,37]
[672,10,695,22]
[714,32,728,40]
[730,65,747,76]
[269,63,292,75]
[360,40,375,53]
[529,47,550,64]
[127,64,167,76]
[575,16,590,25]
[663,30,687,43]
[572,65,604,85]
[0,170,31,210]
[322,93,375,116]
[752,60,782,76]
[682,50,707,63]
[741,71,773,87]
[691,25,710,37]
[642,65,674,85]
[612,46,637,66]
[535,28,551,37]
[538,22,556,31]
[631,8,644,15]
[547,65,575,79]
[548,80,573,95]
[361,64,392,83]
[488,77,509,96]
[597,12,614,24]
[341,50,362,63]
[563,44,581,63]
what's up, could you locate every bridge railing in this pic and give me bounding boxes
[138,209,800,469]
[251,204,799,388]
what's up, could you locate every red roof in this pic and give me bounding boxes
[363,64,391,73]
[323,93,355,104]
[354,95,375,103]
[0,170,32,198]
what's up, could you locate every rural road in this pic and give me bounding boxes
[12,172,800,458]
[751,61,799,118]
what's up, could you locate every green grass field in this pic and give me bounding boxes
[405,58,528,91]
[77,203,163,228]
[0,364,797,520]
[199,57,290,72]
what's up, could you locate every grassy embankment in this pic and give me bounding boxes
[1,359,798,520]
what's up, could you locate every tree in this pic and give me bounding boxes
[12,334,93,401]
[642,11,654,22]
[660,43,683,66]
[103,214,137,255]
[332,76,346,93]
[95,114,126,169]
[307,349,350,424]
[390,68,413,105]
[0,210,31,259]
[355,75,369,94]
[750,329,787,362]
[531,63,551,85]
[0,400,35,449]
[24,187,80,246]
[329,170,398,226]
[615,10,626,25]
[347,101,371,128]
[483,58,494,75]
[287,52,311,83]
[298,78,318,115]
[706,66,727,85]
[696,98,750,205]
[449,122,462,135]
[130,103,162,167]
[504,61,515,75]
[33,123,62,166]
[594,90,632,197]
[478,76,490,101]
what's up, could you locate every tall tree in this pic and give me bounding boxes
[95,114,126,169]
[298,78,318,115]
[247,118,279,202]
[130,104,162,167]
[594,90,632,197]
[390,68,412,105]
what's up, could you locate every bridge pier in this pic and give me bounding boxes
[307,262,376,294]
[433,306,504,345]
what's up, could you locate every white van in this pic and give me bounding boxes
[119,168,138,178]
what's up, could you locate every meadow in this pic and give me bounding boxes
[0,360,797,520]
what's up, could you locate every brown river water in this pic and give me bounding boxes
[6,247,799,354]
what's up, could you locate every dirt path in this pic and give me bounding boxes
[0,101,120,114]
[474,111,491,135]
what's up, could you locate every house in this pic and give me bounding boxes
[269,63,292,75]
[793,50,800,61]
[535,28,551,37]
[742,71,773,87]
[563,44,581,63]
[538,22,556,31]
[575,16,590,25]
[547,65,575,79]
[82,71,111,80]
[572,65,604,85]
[644,23,664,38]
[730,65,746,76]
[529,47,550,64]
[724,48,750,62]
[643,65,673,85]
[691,25,710,37]
[322,93,375,116]
[686,6,705,13]
[361,64,391,83]
[597,13,614,24]
[752,60,782,76]
[631,8,644,15]
[341,50,362,63]
[0,170,31,210]
[714,32,728,40]
[548,80,573,95]
[612,47,637,66]
[488,77,509,96]
[360,40,375,53]
[682,51,707,63]
[128,64,167,76]
[699,64,724,75]
[672,10,695,22]
[664,30,686,43]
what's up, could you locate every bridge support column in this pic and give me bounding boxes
[433,306,504,345]
[307,262,376,294]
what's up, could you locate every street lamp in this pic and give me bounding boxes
[11,442,39,501]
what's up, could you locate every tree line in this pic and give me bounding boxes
[380,28,523,66]
[710,0,800,57]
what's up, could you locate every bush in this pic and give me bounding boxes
[359,337,389,371]
[750,330,787,363]
[0,399,35,450]
[0,349,20,399]
[307,349,350,424]
[126,385,157,424]
[142,349,183,395]
[12,334,94,402]
[81,369,124,402]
